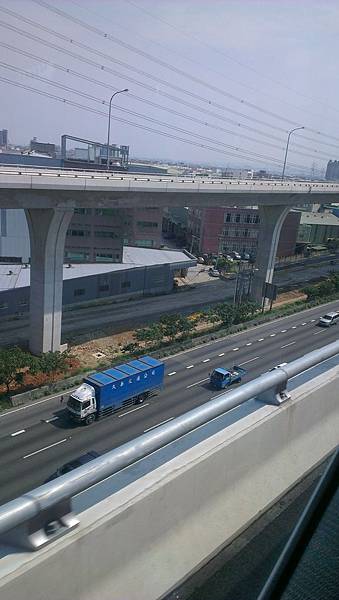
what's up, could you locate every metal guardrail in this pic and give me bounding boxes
[0,339,338,551]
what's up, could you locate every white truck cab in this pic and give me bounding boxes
[67,383,97,424]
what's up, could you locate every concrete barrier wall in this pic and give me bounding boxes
[1,366,338,600]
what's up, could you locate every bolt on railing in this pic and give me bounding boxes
[0,339,338,551]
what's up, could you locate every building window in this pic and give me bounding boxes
[99,284,109,292]
[121,281,131,288]
[95,208,119,217]
[95,252,113,261]
[254,215,260,224]
[235,214,241,223]
[67,229,90,237]
[224,213,231,222]
[136,221,159,228]
[74,208,92,215]
[94,230,118,239]
[65,250,90,261]
[19,298,29,306]
[0,302,8,309]
[74,288,85,296]
[135,239,154,247]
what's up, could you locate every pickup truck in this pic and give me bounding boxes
[66,355,164,425]
[209,365,246,390]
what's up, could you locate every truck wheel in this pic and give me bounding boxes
[85,414,95,425]
[136,393,145,404]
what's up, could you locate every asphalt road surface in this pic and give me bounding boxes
[0,300,338,506]
[1,257,339,347]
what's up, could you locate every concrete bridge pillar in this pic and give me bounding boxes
[251,205,290,304]
[25,208,74,355]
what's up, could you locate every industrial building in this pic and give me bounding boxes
[0,246,196,317]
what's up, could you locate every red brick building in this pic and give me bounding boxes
[187,207,300,258]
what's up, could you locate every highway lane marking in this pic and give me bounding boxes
[246,342,252,346]
[168,372,176,376]
[233,348,239,351]
[292,326,297,329]
[202,359,210,363]
[187,377,210,389]
[0,390,77,419]
[281,342,296,349]
[144,417,174,433]
[270,334,276,337]
[118,403,150,418]
[218,353,225,356]
[314,330,326,335]
[302,322,307,326]
[11,429,25,437]
[311,319,316,322]
[186,365,194,369]
[281,330,287,333]
[45,416,59,423]
[239,356,260,366]
[23,438,68,459]
[258,338,264,342]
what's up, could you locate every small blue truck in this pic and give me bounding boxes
[67,355,165,425]
[209,365,246,390]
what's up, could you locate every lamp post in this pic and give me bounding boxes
[281,126,304,180]
[106,88,128,170]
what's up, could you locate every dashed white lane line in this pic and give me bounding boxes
[311,319,316,322]
[11,429,25,437]
[239,356,260,366]
[202,359,210,363]
[233,348,239,351]
[118,403,150,418]
[168,372,176,376]
[270,334,276,337]
[281,341,296,349]
[218,353,225,357]
[281,330,287,333]
[314,330,326,335]
[186,365,194,369]
[45,416,59,423]
[258,338,264,342]
[144,417,174,433]
[187,377,210,389]
[246,342,252,346]
[292,326,297,329]
[23,438,68,459]
[302,322,307,326]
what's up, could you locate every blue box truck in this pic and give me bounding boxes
[66,355,165,425]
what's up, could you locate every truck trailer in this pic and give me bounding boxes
[67,355,165,425]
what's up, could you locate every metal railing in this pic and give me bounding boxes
[0,339,338,551]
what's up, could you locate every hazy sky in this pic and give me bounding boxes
[1,0,339,175]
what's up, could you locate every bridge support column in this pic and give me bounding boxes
[25,208,74,355]
[251,205,290,304]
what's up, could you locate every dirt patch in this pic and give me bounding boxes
[273,290,307,307]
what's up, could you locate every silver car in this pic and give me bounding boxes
[318,312,339,327]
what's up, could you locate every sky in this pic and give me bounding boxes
[1,0,339,175]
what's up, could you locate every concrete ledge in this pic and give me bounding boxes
[1,366,338,600]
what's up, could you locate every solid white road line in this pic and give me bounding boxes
[281,342,296,349]
[314,330,326,335]
[0,391,75,419]
[239,356,260,366]
[187,377,210,389]
[168,372,176,376]
[11,429,25,437]
[186,365,194,369]
[23,438,68,459]
[218,352,225,356]
[118,403,150,418]
[202,359,210,363]
[144,417,174,433]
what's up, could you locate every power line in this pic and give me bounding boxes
[1,18,338,156]
[0,74,323,174]
[1,42,335,162]
[124,0,339,118]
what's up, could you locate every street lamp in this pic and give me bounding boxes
[281,126,304,180]
[106,88,128,171]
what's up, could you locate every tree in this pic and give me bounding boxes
[0,347,32,394]
[134,323,163,346]
[38,351,69,382]
[159,314,181,341]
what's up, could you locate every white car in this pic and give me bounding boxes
[318,312,339,327]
